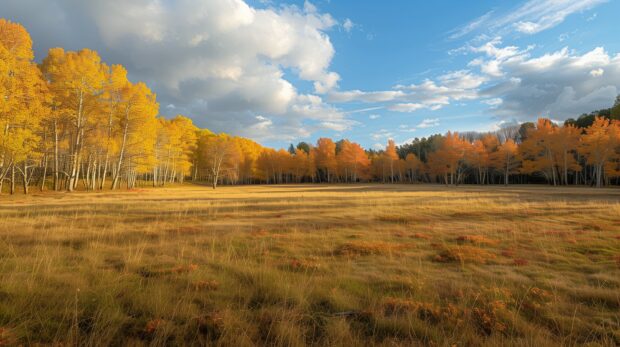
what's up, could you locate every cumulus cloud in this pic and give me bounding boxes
[315,31,619,128]
[411,34,620,123]
[329,69,485,113]
[477,45,620,120]
[466,37,534,77]
[2,0,348,141]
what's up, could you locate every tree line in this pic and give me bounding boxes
[1,19,619,194]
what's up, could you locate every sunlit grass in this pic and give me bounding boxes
[0,184,619,346]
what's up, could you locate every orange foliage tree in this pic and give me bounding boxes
[428,132,470,185]
[490,139,520,185]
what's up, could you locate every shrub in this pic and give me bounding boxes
[471,301,507,335]
[522,287,554,316]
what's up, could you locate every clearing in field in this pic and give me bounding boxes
[0,184,619,346]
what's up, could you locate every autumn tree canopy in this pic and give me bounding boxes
[1,19,620,193]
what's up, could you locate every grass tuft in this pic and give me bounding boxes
[434,245,496,264]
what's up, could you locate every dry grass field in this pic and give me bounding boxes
[0,184,619,346]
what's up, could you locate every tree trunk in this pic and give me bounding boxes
[53,119,60,191]
[41,155,48,191]
[10,164,15,195]
[563,151,568,185]
[68,91,85,192]
[22,161,29,194]
[111,114,129,190]
[153,166,158,187]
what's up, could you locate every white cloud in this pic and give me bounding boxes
[466,37,533,77]
[371,129,394,141]
[389,71,484,111]
[388,103,425,112]
[330,69,485,113]
[251,115,273,130]
[451,0,606,38]
[454,37,614,128]
[369,114,381,120]
[478,45,620,120]
[398,124,416,132]
[417,118,440,129]
[482,98,503,106]
[507,0,606,34]
[303,1,317,13]
[343,18,354,32]
[514,21,541,34]
[328,90,404,103]
[290,94,355,132]
[448,10,494,39]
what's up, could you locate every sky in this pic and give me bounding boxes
[2,0,620,149]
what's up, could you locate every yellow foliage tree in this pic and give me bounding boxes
[41,48,108,191]
[0,19,50,194]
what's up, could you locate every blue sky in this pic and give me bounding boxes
[3,0,620,149]
[268,0,619,149]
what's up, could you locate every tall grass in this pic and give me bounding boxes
[0,184,618,346]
